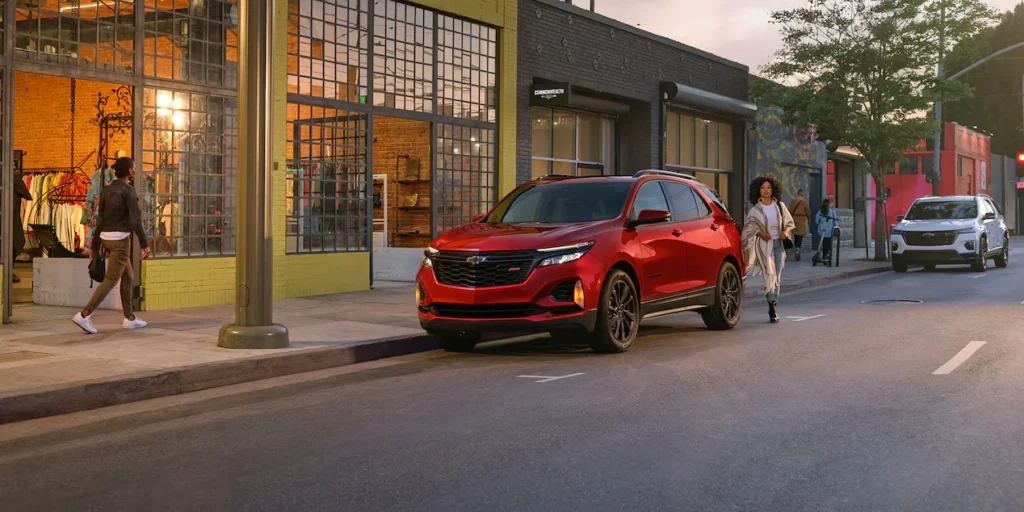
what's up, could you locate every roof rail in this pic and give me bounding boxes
[534,174,577,181]
[633,169,697,180]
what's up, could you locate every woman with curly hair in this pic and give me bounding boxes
[741,175,795,323]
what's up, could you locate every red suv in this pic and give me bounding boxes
[416,170,745,353]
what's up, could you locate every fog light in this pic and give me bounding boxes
[415,281,426,305]
[965,241,975,251]
[891,243,898,252]
[573,280,585,309]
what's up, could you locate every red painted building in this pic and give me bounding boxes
[828,123,992,237]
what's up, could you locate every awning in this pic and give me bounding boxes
[661,82,757,119]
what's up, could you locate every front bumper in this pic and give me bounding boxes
[415,254,607,334]
[890,232,979,264]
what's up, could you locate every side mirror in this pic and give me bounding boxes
[896,215,905,222]
[472,214,486,223]
[983,212,996,220]
[630,209,671,228]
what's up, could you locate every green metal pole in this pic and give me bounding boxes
[219,0,289,349]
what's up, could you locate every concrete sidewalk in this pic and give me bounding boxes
[0,260,890,423]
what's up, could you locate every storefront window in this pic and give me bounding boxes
[665,111,735,209]
[288,0,369,102]
[286,103,368,253]
[531,107,615,179]
[373,0,433,112]
[142,89,238,257]
[143,0,239,88]
[15,0,136,72]
[438,14,496,123]
[436,123,495,234]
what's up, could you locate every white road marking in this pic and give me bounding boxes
[517,373,585,383]
[969,273,989,279]
[933,341,987,375]
[786,314,826,322]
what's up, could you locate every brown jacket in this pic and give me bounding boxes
[788,197,812,236]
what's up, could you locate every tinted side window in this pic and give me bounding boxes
[631,182,670,218]
[662,181,703,222]
[985,199,1000,216]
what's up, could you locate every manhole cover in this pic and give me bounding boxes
[860,299,923,305]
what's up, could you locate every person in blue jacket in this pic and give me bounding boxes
[816,199,839,265]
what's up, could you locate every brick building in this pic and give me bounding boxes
[0,0,519,323]
[517,0,755,212]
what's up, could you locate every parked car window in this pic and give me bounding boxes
[905,200,978,220]
[662,181,706,222]
[985,199,1001,216]
[630,181,671,218]
[697,184,728,215]
[487,181,633,224]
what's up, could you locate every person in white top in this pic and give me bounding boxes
[740,175,795,323]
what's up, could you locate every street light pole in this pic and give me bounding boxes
[219,0,289,349]
[931,1,945,196]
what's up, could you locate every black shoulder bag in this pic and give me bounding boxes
[777,202,794,250]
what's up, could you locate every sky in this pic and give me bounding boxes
[598,0,1021,73]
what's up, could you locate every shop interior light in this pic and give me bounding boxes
[61,2,101,12]
[156,91,173,109]
[172,112,186,129]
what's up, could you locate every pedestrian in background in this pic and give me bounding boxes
[816,199,839,266]
[73,157,151,334]
[741,175,795,323]
[788,189,811,261]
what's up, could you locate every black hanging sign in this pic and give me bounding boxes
[530,83,571,106]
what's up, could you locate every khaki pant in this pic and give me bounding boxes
[85,238,134,318]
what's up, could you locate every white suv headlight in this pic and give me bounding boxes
[955,227,979,234]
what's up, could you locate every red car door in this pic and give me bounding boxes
[662,181,729,292]
[630,181,686,301]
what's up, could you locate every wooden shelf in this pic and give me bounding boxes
[398,206,430,211]
[395,232,429,237]
[398,179,431,184]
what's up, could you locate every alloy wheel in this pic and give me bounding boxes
[721,268,741,323]
[607,279,637,345]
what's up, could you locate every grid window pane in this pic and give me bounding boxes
[373,0,433,113]
[666,111,679,166]
[436,123,495,234]
[142,88,238,257]
[288,0,369,102]
[15,0,136,72]
[530,107,551,158]
[577,112,602,163]
[144,0,239,88]
[437,14,496,122]
[719,122,733,171]
[286,102,368,253]
[551,110,574,160]
[680,114,694,166]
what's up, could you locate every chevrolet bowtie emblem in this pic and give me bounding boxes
[466,256,487,265]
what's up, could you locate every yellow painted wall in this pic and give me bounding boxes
[140,0,517,310]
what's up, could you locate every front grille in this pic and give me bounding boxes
[433,250,536,288]
[430,303,544,319]
[902,250,965,263]
[903,231,956,246]
[550,281,576,302]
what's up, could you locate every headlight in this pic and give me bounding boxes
[537,241,594,267]
[422,246,439,268]
[955,227,978,234]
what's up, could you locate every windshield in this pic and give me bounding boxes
[905,200,977,221]
[485,181,633,224]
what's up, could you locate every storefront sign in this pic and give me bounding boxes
[530,83,571,106]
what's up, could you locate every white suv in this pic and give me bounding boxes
[890,195,1009,273]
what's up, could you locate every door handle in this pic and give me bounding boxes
[671,229,683,237]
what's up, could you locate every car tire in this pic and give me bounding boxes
[923,264,936,271]
[428,330,482,352]
[972,238,988,272]
[588,269,640,354]
[995,239,1009,268]
[892,257,908,273]
[701,261,743,331]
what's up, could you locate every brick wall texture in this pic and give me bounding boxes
[517,0,749,185]
[372,116,433,247]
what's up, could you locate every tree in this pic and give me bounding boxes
[945,3,1024,157]
[757,0,996,261]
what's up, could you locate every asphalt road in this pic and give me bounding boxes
[2,241,1024,511]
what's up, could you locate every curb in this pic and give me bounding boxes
[743,265,890,299]
[0,333,440,425]
[1,266,891,425]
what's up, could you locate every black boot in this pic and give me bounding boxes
[769,301,779,323]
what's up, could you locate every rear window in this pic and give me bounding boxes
[485,181,633,224]
[697,184,728,214]
[905,200,977,220]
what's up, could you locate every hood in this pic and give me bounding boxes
[896,219,978,232]
[431,221,615,251]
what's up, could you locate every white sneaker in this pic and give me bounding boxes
[123,317,148,330]
[73,313,98,334]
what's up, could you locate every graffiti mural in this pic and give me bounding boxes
[749,106,828,203]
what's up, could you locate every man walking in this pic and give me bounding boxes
[72,157,151,334]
